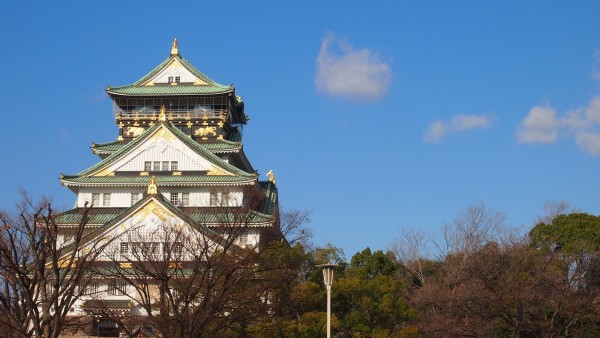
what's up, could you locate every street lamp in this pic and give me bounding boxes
[317,263,338,338]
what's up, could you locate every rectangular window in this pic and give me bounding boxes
[170,192,180,205]
[144,161,151,171]
[240,232,249,246]
[171,161,178,171]
[107,281,126,296]
[92,193,100,206]
[173,242,183,256]
[162,161,170,171]
[120,243,129,257]
[175,76,180,83]
[102,193,111,207]
[153,161,161,171]
[131,192,142,205]
[130,243,140,256]
[182,192,189,206]
[168,76,173,83]
[210,191,219,206]
[86,281,99,295]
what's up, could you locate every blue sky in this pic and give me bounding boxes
[1,1,599,256]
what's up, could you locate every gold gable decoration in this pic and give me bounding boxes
[170,37,179,56]
[147,177,158,195]
[267,170,276,185]
[207,167,230,176]
[158,106,167,121]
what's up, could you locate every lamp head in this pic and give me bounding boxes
[317,263,338,286]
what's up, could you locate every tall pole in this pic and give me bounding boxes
[326,283,332,338]
[317,263,337,338]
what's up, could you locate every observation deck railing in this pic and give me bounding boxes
[113,107,227,120]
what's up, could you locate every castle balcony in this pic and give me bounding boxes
[113,106,228,121]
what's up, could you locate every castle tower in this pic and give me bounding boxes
[53,39,280,330]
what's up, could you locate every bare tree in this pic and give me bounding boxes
[434,201,510,260]
[91,204,296,338]
[278,208,313,248]
[0,192,107,338]
[390,229,430,286]
[534,199,574,226]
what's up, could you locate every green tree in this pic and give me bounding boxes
[334,248,417,337]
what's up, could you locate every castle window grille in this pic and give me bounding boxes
[102,193,111,207]
[92,193,100,206]
[170,193,180,205]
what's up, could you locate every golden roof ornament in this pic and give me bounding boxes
[170,37,179,56]
[158,106,167,121]
[147,176,158,195]
[267,170,276,185]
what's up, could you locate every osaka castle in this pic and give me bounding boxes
[53,39,281,336]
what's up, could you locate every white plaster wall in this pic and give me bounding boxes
[115,142,212,172]
[77,187,243,208]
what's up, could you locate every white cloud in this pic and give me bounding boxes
[576,131,600,155]
[315,33,392,101]
[425,114,493,142]
[516,95,600,155]
[516,105,559,144]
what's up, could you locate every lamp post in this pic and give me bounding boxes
[317,263,338,338]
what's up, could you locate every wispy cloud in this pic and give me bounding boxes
[517,50,600,155]
[516,95,600,154]
[424,114,493,142]
[315,33,392,101]
[516,104,559,144]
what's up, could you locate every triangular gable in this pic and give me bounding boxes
[140,57,208,86]
[79,195,225,259]
[73,122,253,178]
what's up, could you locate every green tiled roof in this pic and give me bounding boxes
[186,209,273,225]
[108,84,233,96]
[61,175,255,186]
[201,140,242,152]
[91,141,123,154]
[63,121,254,182]
[54,208,122,225]
[82,300,132,309]
[92,139,241,155]
[106,54,233,97]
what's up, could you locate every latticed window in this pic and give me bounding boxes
[162,161,170,171]
[131,192,142,205]
[86,281,99,295]
[182,192,189,206]
[173,242,183,256]
[153,161,161,171]
[144,161,151,171]
[92,193,100,206]
[171,161,178,171]
[210,191,219,206]
[107,281,127,296]
[102,193,111,207]
[120,243,129,257]
[170,193,180,205]
[239,231,249,246]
